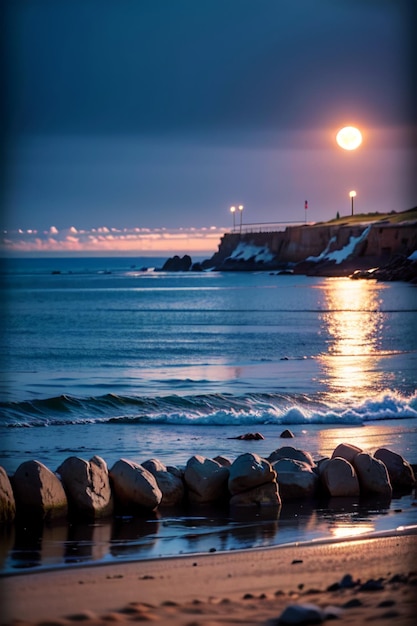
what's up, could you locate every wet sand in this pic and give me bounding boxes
[1,531,417,625]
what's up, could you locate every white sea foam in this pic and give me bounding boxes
[2,390,417,428]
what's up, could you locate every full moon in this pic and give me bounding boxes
[336,126,362,150]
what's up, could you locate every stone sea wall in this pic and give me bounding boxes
[158,213,417,279]
[197,221,417,277]
[0,440,415,524]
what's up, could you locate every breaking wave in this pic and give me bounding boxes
[1,390,417,428]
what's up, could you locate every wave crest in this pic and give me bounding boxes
[1,391,416,428]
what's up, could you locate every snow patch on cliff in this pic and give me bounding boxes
[229,242,275,263]
[307,227,371,265]
[408,250,417,261]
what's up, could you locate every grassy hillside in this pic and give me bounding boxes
[322,206,417,227]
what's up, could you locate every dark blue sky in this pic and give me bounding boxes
[2,0,416,253]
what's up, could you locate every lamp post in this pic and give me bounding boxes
[230,205,236,231]
[238,204,244,234]
[349,190,357,216]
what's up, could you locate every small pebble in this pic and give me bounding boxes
[100,613,125,622]
[359,578,384,591]
[277,603,325,624]
[378,599,396,607]
[342,598,363,608]
[340,573,357,588]
[65,611,97,622]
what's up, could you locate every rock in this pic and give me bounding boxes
[0,466,16,523]
[331,443,362,463]
[184,455,229,503]
[359,578,385,591]
[268,446,314,467]
[142,458,185,507]
[229,432,265,440]
[277,602,326,624]
[339,574,358,588]
[161,255,192,272]
[319,457,360,497]
[353,453,392,498]
[374,448,415,489]
[12,460,68,520]
[57,455,113,518]
[370,254,417,283]
[228,453,276,496]
[109,459,162,511]
[213,455,232,467]
[166,465,184,479]
[280,429,295,438]
[229,481,281,508]
[272,458,319,500]
[316,457,330,472]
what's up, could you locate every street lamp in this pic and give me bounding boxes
[230,205,236,231]
[238,204,244,234]
[349,190,357,216]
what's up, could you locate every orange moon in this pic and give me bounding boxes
[336,126,362,150]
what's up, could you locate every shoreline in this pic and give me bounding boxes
[1,530,417,624]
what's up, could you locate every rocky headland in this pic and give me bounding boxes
[162,207,417,282]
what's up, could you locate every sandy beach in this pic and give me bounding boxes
[1,530,416,625]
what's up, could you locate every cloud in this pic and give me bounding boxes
[0,225,226,255]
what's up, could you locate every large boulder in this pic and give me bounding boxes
[228,453,276,496]
[331,443,362,464]
[109,459,162,511]
[0,466,16,523]
[268,446,314,467]
[230,481,281,508]
[319,457,360,497]
[166,465,184,479]
[353,453,392,498]
[374,448,415,489]
[184,455,229,503]
[142,458,185,507]
[57,455,113,518]
[272,458,318,500]
[12,460,68,520]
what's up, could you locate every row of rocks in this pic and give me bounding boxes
[0,443,415,524]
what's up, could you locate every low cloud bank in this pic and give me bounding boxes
[1,225,224,255]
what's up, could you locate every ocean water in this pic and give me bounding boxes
[1,256,417,573]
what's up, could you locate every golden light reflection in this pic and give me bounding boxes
[317,278,386,402]
[316,425,393,459]
[329,522,374,540]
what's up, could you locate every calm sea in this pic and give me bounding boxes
[1,256,417,572]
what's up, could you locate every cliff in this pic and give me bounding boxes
[195,208,417,280]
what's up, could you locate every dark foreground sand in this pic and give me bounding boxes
[1,531,417,625]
